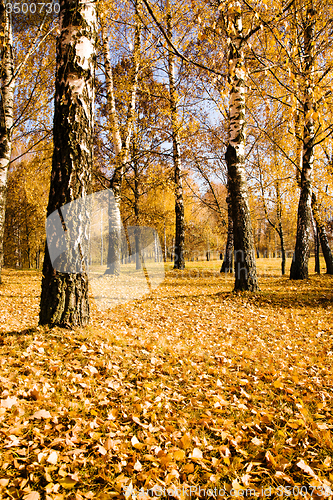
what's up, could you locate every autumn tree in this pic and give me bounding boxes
[311,190,333,274]
[165,0,185,270]
[0,0,14,283]
[4,156,50,269]
[0,2,56,283]
[99,0,142,275]
[39,0,97,327]
[221,1,259,290]
[289,4,316,279]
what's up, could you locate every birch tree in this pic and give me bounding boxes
[0,2,56,284]
[0,0,14,284]
[100,0,141,275]
[224,1,258,291]
[39,0,97,327]
[311,191,333,274]
[220,191,233,273]
[166,0,185,270]
[290,4,315,279]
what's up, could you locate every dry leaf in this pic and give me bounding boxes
[191,447,203,459]
[47,451,58,465]
[131,435,141,448]
[97,445,107,455]
[134,460,142,471]
[0,397,18,408]
[296,459,317,478]
[173,449,186,461]
[59,476,78,489]
[23,493,40,500]
[32,409,51,419]
[180,434,191,449]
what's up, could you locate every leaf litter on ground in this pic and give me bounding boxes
[0,262,332,498]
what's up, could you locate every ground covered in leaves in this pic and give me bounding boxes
[0,260,333,499]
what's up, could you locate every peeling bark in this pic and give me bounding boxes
[39,0,97,327]
[0,2,14,284]
[225,1,258,291]
[166,0,185,270]
[290,6,315,280]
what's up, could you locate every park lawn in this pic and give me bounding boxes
[0,259,332,499]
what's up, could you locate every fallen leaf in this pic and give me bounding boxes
[0,397,18,408]
[180,434,191,449]
[173,449,186,461]
[47,451,58,465]
[191,447,203,459]
[23,493,40,500]
[131,435,141,448]
[297,459,316,477]
[134,460,142,471]
[32,409,52,419]
[59,476,78,489]
[97,445,107,455]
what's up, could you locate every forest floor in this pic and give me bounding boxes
[0,259,332,499]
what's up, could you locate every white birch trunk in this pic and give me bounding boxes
[0,2,14,283]
[225,1,258,291]
[101,1,142,275]
[39,0,97,326]
[290,5,315,280]
[166,0,185,270]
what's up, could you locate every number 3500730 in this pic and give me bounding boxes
[6,2,60,14]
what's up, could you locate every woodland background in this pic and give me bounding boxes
[2,0,333,273]
[0,0,333,498]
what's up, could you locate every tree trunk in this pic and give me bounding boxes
[312,191,333,274]
[225,1,258,291]
[290,6,315,280]
[278,224,286,276]
[39,0,97,327]
[154,231,159,262]
[101,4,141,275]
[0,2,14,284]
[133,155,142,271]
[221,194,233,273]
[166,0,185,270]
[104,192,122,275]
[314,219,320,273]
[164,220,167,262]
[276,182,286,276]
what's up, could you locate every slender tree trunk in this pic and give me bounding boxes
[314,219,320,273]
[312,191,333,274]
[101,3,141,275]
[225,1,258,291]
[275,182,286,276]
[0,3,14,284]
[164,220,167,262]
[221,194,233,273]
[294,94,303,186]
[290,6,315,280]
[278,224,286,276]
[39,0,97,327]
[133,153,142,271]
[166,0,185,270]
[154,231,159,262]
